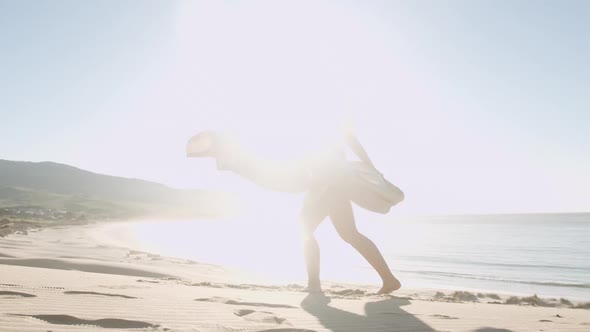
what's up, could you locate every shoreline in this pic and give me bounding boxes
[3,219,590,301]
[5,219,590,303]
[89,219,590,302]
[1,221,589,331]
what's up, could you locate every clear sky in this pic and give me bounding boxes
[1,0,589,216]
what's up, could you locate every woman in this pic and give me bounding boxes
[187,127,404,294]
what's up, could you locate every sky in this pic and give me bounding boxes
[0,0,589,216]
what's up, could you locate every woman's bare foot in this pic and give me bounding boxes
[377,276,401,294]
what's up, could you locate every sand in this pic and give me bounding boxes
[1,223,589,332]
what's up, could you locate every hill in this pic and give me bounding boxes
[0,160,235,219]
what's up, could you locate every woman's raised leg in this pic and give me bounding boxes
[187,132,311,193]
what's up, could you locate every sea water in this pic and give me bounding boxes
[127,211,590,301]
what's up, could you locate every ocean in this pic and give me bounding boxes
[125,212,590,301]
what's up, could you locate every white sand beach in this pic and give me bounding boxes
[3,1,590,331]
[1,223,589,332]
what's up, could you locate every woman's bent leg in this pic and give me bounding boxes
[328,194,401,294]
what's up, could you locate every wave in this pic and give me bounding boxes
[399,269,590,289]
[391,254,590,272]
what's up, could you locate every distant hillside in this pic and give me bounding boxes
[0,160,236,219]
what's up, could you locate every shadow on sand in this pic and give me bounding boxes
[301,293,515,332]
[301,293,434,332]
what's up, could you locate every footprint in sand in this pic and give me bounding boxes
[431,314,459,320]
[197,297,298,326]
[0,291,36,298]
[195,297,296,308]
[256,329,317,332]
[136,279,160,284]
[11,314,158,329]
[233,309,289,325]
[191,281,223,288]
[234,309,256,317]
[64,291,137,299]
[325,288,367,297]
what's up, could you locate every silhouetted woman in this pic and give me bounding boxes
[187,127,404,294]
